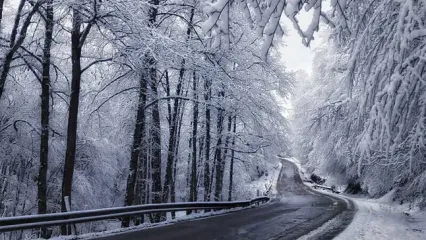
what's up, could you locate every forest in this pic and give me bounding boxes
[292,0,426,209]
[0,0,425,239]
[0,0,290,238]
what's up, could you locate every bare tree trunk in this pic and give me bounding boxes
[190,71,198,203]
[61,3,95,233]
[198,136,204,170]
[133,134,148,225]
[0,0,5,27]
[149,59,164,222]
[213,99,225,201]
[122,71,147,227]
[165,71,172,126]
[164,70,176,218]
[198,135,204,191]
[209,150,216,199]
[228,116,237,201]
[186,122,192,191]
[38,1,54,238]
[171,100,186,217]
[141,141,148,203]
[163,77,182,203]
[166,85,179,218]
[146,132,152,206]
[203,78,212,201]
[61,7,83,235]
[217,115,232,201]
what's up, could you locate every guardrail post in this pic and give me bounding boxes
[64,196,77,235]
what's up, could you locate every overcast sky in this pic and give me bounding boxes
[279,4,331,76]
[279,19,315,76]
[276,9,327,118]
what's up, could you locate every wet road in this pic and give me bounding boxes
[96,160,355,240]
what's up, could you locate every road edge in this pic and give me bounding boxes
[81,164,284,240]
[281,158,357,240]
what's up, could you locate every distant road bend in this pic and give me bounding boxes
[96,160,355,240]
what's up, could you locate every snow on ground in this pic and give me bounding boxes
[248,161,282,197]
[335,192,426,240]
[284,157,426,240]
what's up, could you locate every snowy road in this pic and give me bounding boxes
[95,160,354,240]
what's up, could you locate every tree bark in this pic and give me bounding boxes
[38,1,54,238]
[144,0,163,222]
[228,116,237,201]
[203,78,212,201]
[61,4,94,234]
[165,71,172,126]
[213,99,225,201]
[218,114,232,200]
[122,71,147,227]
[0,0,5,27]
[133,131,148,225]
[149,59,164,222]
[186,121,192,190]
[171,100,186,217]
[190,71,198,203]
[162,75,182,203]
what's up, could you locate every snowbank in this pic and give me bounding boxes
[230,159,283,200]
[286,157,426,240]
[247,161,282,197]
[335,192,426,240]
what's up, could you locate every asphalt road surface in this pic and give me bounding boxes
[96,160,355,240]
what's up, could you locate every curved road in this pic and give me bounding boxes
[96,160,354,240]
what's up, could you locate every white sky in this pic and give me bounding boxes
[276,9,327,119]
[278,3,331,76]
[279,14,316,75]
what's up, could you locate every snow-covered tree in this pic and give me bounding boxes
[293,0,426,207]
[0,0,292,238]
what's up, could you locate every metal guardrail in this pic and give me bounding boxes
[312,184,340,194]
[0,197,269,233]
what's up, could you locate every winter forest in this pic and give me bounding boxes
[0,0,425,239]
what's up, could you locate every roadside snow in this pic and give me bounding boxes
[270,162,282,195]
[284,157,426,240]
[335,191,426,240]
[249,161,282,197]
